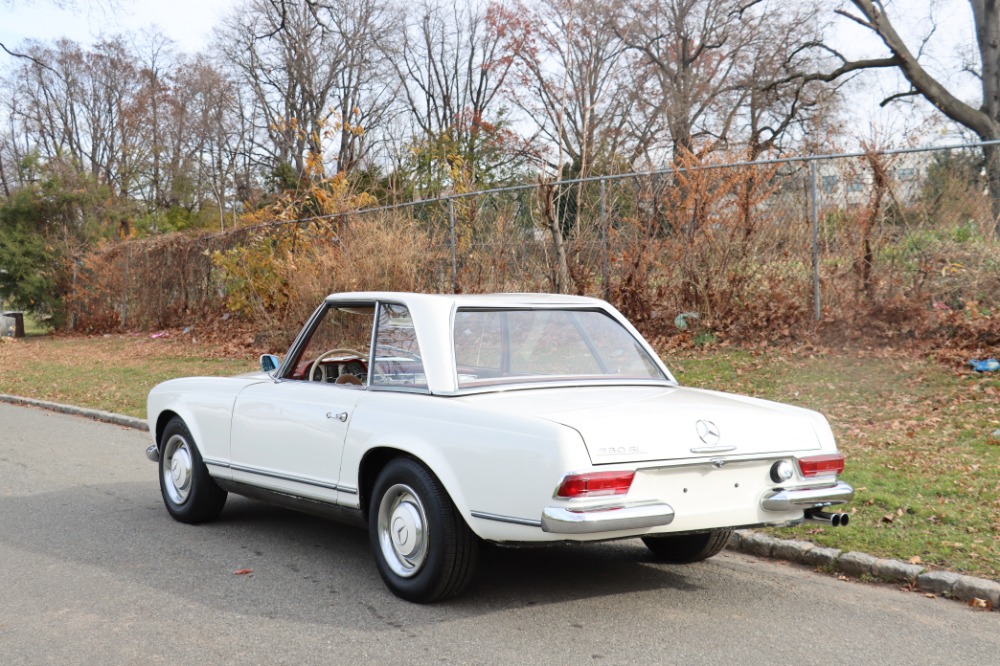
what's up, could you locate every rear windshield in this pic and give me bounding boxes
[453,309,666,388]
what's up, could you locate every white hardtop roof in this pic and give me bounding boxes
[322,291,607,308]
[315,292,667,393]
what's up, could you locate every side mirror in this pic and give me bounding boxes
[260,354,280,375]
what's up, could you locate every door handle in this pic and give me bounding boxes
[326,411,349,422]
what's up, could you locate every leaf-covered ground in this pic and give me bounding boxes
[1,332,997,581]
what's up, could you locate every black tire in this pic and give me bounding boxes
[158,416,227,524]
[368,457,478,603]
[641,529,733,563]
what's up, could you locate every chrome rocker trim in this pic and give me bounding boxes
[471,511,543,527]
[540,500,675,534]
[761,481,855,512]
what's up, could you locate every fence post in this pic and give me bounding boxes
[122,245,129,330]
[600,177,610,301]
[810,159,821,321]
[448,198,458,293]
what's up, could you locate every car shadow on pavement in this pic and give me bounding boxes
[1,483,709,628]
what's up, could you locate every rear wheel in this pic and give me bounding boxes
[641,529,733,563]
[369,457,478,603]
[159,416,227,524]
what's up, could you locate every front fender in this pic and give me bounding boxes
[146,377,267,476]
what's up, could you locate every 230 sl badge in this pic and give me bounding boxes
[597,446,646,456]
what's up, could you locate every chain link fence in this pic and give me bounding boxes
[69,142,1000,343]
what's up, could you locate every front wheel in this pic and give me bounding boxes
[159,416,227,524]
[641,529,733,563]
[369,457,478,603]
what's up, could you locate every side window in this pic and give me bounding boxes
[372,304,427,389]
[285,304,375,385]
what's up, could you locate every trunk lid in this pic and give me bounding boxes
[458,385,823,464]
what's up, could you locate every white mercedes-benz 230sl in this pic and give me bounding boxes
[146,292,853,602]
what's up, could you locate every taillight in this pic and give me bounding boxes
[555,471,635,498]
[797,453,845,477]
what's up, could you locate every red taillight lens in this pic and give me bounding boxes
[797,453,845,477]
[555,471,635,498]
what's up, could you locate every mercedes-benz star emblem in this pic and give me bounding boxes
[695,420,721,446]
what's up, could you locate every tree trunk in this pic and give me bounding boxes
[984,142,1000,237]
[539,178,569,294]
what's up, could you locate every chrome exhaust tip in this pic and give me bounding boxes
[804,509,849,527]
[145,444,160,463]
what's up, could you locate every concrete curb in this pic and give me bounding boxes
[0,394,148,431]
[728,530,1000,611]
[2,394,997,611]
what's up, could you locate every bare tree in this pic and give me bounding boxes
[132,30,175,209]
[8,37,147,199]
[496,0,637,177]
[308,0,398,173]
[385,0,521,193]
[215,0,393,182]
[216,0,344,179]
[612,0,755,164]
[172,56,244,226]
[784,0,1000,236]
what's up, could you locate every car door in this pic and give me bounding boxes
[229,301,376,504]
[229,381,362,503]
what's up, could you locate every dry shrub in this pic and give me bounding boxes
[602,151,810,340]
[458,201,547,294]
[288,213,443,308]
[608,202,663,328]
[69,230,239,332]
[209,212,443,346]
[714,274,813,343]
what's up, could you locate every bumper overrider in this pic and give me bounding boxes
[540,481,854,535]
[541,500,675,534]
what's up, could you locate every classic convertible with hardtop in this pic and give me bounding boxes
[146,292,853,602]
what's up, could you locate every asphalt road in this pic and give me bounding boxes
[1,402,998,666]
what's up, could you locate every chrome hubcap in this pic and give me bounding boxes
[377,484,428,578]
[163,434,193,505]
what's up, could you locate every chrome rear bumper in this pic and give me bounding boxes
[761,481,854,512]
[541,500,675,534]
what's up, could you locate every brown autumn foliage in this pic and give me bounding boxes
[65,151,1000,356]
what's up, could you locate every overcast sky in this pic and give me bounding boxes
[0,0,239,53]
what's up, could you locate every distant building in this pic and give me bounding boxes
[813,152,928,207]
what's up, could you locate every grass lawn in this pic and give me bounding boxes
[1,332,997,581]
[0,332,256,418]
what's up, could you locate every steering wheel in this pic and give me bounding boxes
[308,348,369,382]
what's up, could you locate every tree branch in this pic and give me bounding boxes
[772,55,900,89]
[879,88,919,107]
[0,41,56,74]
[846,0,995,137]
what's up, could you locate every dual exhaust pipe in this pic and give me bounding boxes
[804,508,850,527]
